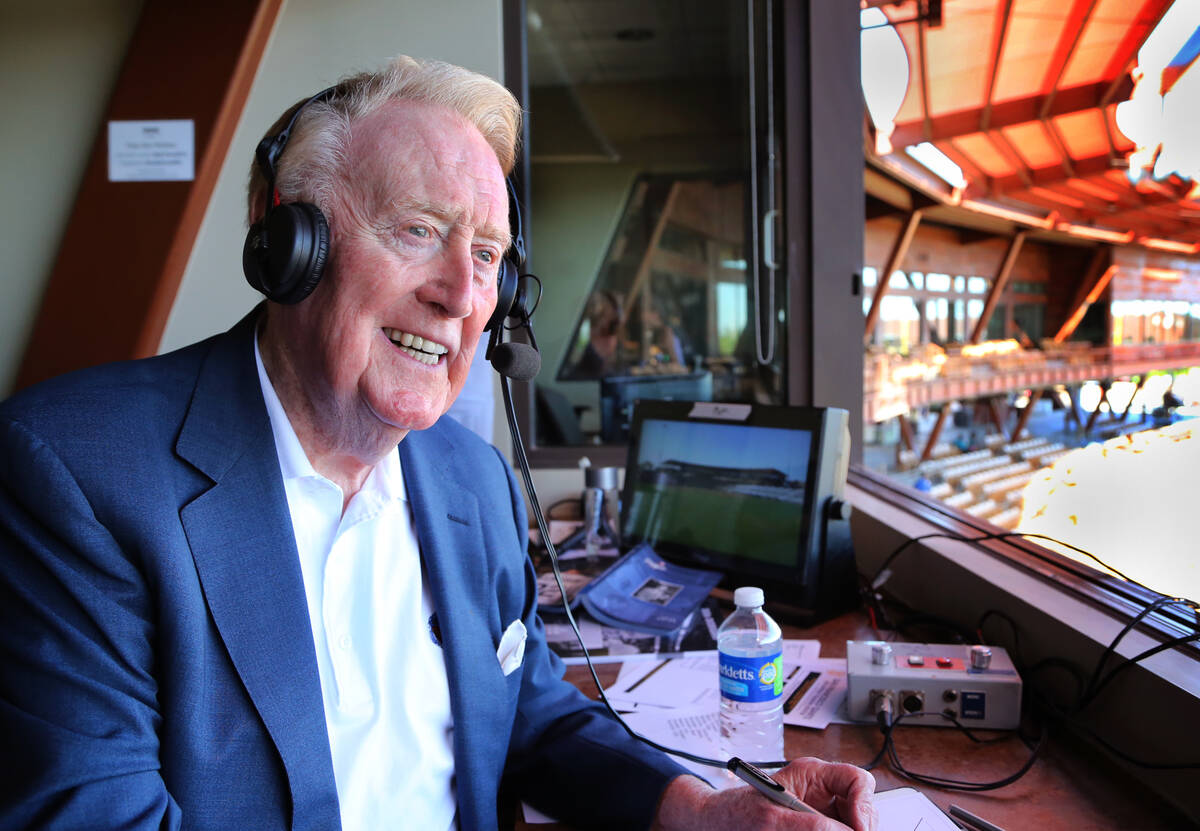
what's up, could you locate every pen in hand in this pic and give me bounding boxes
[727,757,817,815]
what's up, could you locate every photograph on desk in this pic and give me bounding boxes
[543,596,723,664]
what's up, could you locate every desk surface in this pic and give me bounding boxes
[521,610,1189,831]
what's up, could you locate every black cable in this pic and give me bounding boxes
[1083,631,1200,707]
[1080,597,1199,706]
[500,374,786,772]
[879,710,1048,791]
[975,603,1200,769]
[862,709,895,772]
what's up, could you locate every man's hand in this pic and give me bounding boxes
[651,759,877,831]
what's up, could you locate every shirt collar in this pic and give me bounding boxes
[254,331,407,504]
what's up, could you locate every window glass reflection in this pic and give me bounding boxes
[530,0,785,446]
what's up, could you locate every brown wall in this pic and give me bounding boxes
[1111,247,1200,302]
[866,217,1055,284]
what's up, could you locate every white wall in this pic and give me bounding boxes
[0,0,144,395]
[162,0,505,353]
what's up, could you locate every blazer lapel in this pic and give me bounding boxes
[176,311,340,831]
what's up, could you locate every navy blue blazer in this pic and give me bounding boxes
[0,311,687,830]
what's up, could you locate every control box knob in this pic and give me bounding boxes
[970,645,992,670]
[871,641,893,666]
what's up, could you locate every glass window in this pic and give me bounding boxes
[527,0,786,446]
[926,272,951,292]
[967,276,988,294]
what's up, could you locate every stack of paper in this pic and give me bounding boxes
[598,639,851,789]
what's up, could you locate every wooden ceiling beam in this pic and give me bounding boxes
[1041,118,1076,179]
[1053,249,1115,343]
[970,231,1025,344]
[1038,0,1100,120]
[980,0,1015,133]
[864,209,924,344]
[976,153,1118,195]
[939,139,989,183]
[917,8,933,143]
[987,130,1034,188]
[891,78,1132,148]
[1037,183,1117,214]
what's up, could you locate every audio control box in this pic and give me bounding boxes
[845,640,1022,730]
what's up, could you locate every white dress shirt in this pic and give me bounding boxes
[255,338,456,830]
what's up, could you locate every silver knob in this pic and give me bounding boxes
[871,641,893,666]
[970,645,992,670]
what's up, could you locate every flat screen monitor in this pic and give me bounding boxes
[619,399,856,620]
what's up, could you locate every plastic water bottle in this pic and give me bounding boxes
[718,586,784,765]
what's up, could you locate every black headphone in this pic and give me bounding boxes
[242,85,524,334]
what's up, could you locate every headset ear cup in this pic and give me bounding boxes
[277,203,329,304]
[246,203,330,304]
[243,220,270,295]
[488,257,519,332]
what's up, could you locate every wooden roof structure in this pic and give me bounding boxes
[865,0,1200,252]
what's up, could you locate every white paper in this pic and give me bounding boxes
[687,401,752,420]
[607,652,719,710]
[620,707,738,791]
[781,658,849,729]
[107,120,194,181]
[874,787,961,831]
[783,639,822,666]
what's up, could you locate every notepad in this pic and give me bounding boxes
[875,787,961,831]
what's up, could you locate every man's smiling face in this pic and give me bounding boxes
[264,99,509,458]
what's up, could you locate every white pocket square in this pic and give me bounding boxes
[497,619,527,676]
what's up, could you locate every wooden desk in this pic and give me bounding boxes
[519,610,1189,830]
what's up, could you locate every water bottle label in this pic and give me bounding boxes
[718,650,783,703]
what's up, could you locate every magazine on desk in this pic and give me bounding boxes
[579,542,723,635]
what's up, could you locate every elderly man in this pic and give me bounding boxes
[0,56,875,830]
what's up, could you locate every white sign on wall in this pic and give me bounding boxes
[107,120,195,182]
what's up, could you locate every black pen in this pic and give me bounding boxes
[727,758,817,815]
[948,804,1007,831]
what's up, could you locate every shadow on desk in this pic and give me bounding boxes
[517,610,1191,831]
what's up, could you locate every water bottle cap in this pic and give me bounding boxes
[733,586,765,608]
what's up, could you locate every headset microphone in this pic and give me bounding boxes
[490,342,540,382]
[487,273,542,381]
